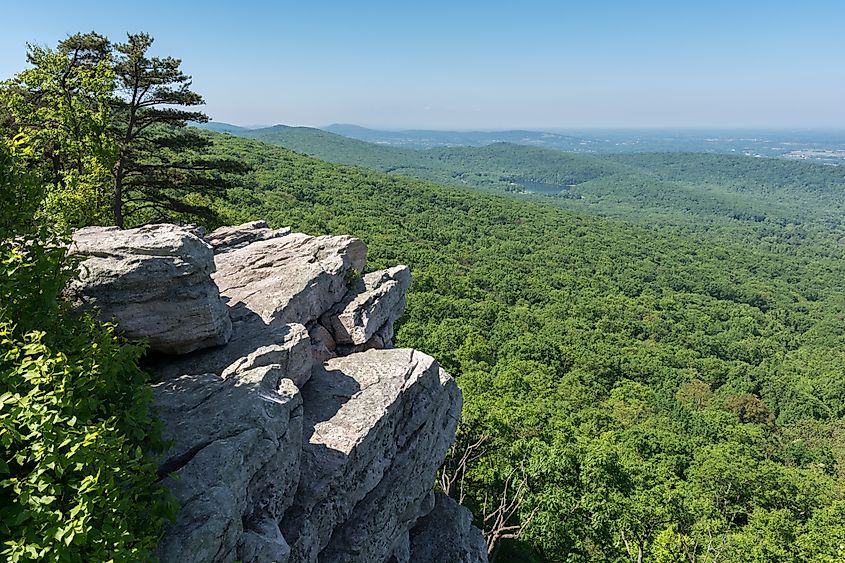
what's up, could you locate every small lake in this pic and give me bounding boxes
[513,179,567,195]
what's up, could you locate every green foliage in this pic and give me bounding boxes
[0,138,44,238]
[209,133,845,561]
[0,141,172,561]
[0,32,245,230]
[0,33,115,229]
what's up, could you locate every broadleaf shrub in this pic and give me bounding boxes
[0,141,173,561]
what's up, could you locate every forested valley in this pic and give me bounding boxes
[2,30,845,562]
[224,125,845,232]
[208,133,845,561]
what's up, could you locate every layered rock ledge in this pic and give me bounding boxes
[68,224,232,354]
[70,222,486,563]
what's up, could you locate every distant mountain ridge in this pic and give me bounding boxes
[202,123,845,231]
[323,123,582,149]
[193,121,252,134]
[197,121,845,163]
[323,124,845,160]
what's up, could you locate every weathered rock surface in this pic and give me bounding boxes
[153,369,302,562]
[153,226,364,385]
[206,220,291,253]
[325,265,411,346]
[220,322,312,387]
[307,323,337,364]
[70,221,484,563]
[282,348,461,563]
[68,224,231,354]
[407,493,489,563]
[214,232,366,326]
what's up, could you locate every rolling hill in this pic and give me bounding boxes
[193,121,252,134]
[217,124,845,233]
[323,123,584,149]
[206,130,845,561]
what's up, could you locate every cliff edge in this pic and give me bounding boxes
[69,221,487,563]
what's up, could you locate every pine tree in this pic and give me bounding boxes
[110,33,247,227]
[0,31,247,229]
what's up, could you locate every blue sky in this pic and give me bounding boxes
[1,0,843,129]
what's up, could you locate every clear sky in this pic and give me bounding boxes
[1,0,843,130]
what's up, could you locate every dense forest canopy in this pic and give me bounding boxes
[208,133,845,561]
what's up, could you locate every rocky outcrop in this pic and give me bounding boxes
[153,369,302,562]
[407,493,489,563]
[206,220,291,253]
[150,228,365,386]
[324,265,411,346]
[71,221,485,563]
[284,349,460,563]
[213,231,366,326]
[68,224,231,354]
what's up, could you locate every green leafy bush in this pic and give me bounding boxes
[0,144,172,561]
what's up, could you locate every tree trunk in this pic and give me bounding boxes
[113,159,124,228]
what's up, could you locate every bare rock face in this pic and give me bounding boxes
[214,232,367,325]
[325,265,411,346]
[206,220,291,253]
[70,221,484,563]
[68,224,231,354]
[152,227,365,386]
[153,368,302,562]
[406,493,489,563]
[307,323,337,364]
[282,348,461,563]
[220,322,312,387]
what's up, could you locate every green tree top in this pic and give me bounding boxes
[0,31,247,229]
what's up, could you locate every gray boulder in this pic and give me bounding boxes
[206,220,291,253]
[220,322,312,387]
[282,348,461,563]
[153,367,302,563]
[154,229,365,385]
[407,493,489,563]
[152,320,312,387]
[307,323,337,364]
[325,265,411,346]
[68,224,231,355]
[214,232,366,325]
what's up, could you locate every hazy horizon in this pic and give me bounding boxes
[215,122,845,134]
[3,0,844,130]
